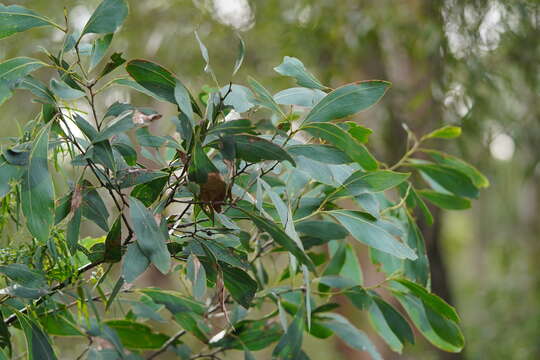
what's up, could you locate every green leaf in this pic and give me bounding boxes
[0,5,55,39]
[393,293,464,352]
[16,311,57,360]
[403,214,430,286]
[0,57,45,104]
[89,33,113,70]
[99,52,126,77]
[320,313,382,360]
[194,31,212,74]
[287,144,352,165]
[81,182,110,232]
[0,264,45,288]
[66,208,82,254]
[0,155,23,198]
[328,210,417,260]
[104,216,122,262]
[187,254,206,301]
[220,84,255,113]
[296,220,348,240]
[272,306,304,359]
[174,80,194,124]
[140,289,206,315]
[207,119,253,136]
[40,311,83,337]
[240,209,316,272]
[131,175,168,207]
[188,142,219,184]
[214,320,282,351]
[368,296,414,353]
[333,170,410,200]
[410,162,479,198]
[302,122,377,170]
[74,114,98,141]
[423,125,461,140]
[105,320,168,350]
[274,87,326,107]
[393,279,460,323]
[227,135,295,165]
[232,35,245,76]
[423,150,490,188]
[247,76,284,116]
[128,197,171,275]
[82,0,128,35]
[22,126,54,242]
[125,59,176,103]
[16,75,55,103]
[274,56,327,90]
[50,79,85,100]
[222,264,258,308]
[93,111,134,143]
[122,243,150,283]
[418,190,471,210]
[303,81,390,123]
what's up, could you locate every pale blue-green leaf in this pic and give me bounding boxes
[329,210,417,260]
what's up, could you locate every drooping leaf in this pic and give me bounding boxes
[82,0,128,36]
[0,5,55,39]
[272,306,304,359]
[21,126,54,242]
[104,216,122,262]
[187,254,207,301]
[303,81,390,123]
[392,279,460,323]
[16,311,57,360]
[368,296,414,353]
[410,162,479,198]
[241,209,316,272]
[320,313,381,360]
[393,293,464,352]
[232,35,245,76]
[295,220,348,241]
[105,320,168,350]
[329,210,417,260]
[333,170,410,200]
[128,197,171,275]
[222,264,257,308]
[174,80,194,124]
[423,149,489,188]
[302,122,377,170]
[418,190,471,210]
[122,243,150,283]
[274,56,327,90]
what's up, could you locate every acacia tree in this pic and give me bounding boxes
[0,1,488,359]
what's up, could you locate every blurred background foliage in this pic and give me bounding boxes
[0,0,538,359]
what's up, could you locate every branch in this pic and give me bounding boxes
[146,330,187,359]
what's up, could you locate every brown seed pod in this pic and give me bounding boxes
[199,172,227,212]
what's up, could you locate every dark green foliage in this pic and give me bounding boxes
[0,2,487,358]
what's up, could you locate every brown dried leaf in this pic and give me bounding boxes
[199,172,227,212]
[132,110,162,126]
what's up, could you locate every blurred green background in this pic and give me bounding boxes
[1,0,539,359]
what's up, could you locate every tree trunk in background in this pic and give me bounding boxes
[377,2,464,359]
